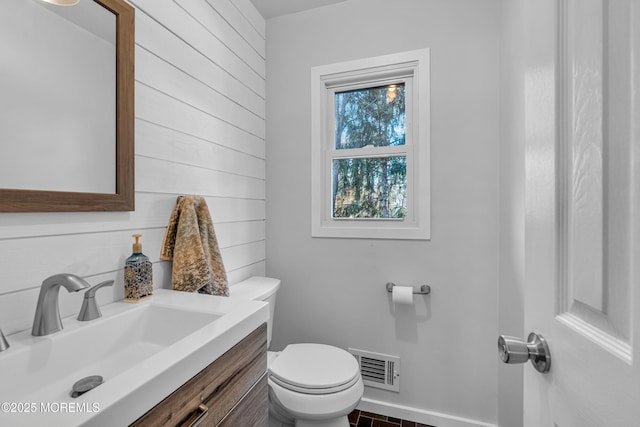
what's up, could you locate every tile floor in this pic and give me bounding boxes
[348,409,436,427]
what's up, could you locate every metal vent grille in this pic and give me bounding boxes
[348,348,400,392]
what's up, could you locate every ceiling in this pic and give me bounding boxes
[249,0,347,19]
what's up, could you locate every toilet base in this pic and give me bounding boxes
[268,386,354,427]
[294,416,350,427]
[268,414,349,427]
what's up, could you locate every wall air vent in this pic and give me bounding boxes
[348,348,400,392]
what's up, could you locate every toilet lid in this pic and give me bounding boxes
[269,343,360,394]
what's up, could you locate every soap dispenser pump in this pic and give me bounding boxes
[124,234,153,302]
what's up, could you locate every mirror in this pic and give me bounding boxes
[0,0,134,212]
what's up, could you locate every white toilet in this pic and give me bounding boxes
[230,276,364,427]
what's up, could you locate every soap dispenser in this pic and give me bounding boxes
[124,234,153,302]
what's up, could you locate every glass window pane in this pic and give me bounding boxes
[334,83,406,150]
[332,156,406,219]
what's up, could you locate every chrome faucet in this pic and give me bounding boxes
[32,273,90,336]
[0,328,9,352]
[77,280,114,321]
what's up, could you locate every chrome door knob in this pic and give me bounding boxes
[498,332,551,373]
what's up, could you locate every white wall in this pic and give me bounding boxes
[265,1,501,426]
[0,0,266,336]
[497,0,526,426]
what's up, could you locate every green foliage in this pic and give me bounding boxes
[334,84,406,149]
[333,157,406,219]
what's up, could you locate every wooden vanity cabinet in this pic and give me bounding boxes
[131,323,268,427]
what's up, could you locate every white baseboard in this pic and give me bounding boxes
[357,397,498,427]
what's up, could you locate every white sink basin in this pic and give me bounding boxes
[0,289,268,427]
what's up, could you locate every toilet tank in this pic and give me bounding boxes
[229,276,280,347]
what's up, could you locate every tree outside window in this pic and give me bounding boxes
[332,84,407,219]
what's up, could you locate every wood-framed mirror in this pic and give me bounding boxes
[0,0,134,212]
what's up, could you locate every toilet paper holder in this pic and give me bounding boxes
[386,282,431,295]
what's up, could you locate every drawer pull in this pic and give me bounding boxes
[187,404,209,427]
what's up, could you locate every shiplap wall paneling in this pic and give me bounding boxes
[0,193,264,239]
[0,0,265,336]
[135,10,265,118]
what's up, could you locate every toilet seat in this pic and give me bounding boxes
[269,343,360,395]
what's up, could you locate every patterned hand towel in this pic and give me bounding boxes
[160,196,229,296]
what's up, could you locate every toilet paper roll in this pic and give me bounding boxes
[392,285,414,305]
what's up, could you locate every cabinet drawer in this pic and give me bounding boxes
[219,374,268,427]
[131,323,267,427]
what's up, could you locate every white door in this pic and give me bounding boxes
[504,0,640,425]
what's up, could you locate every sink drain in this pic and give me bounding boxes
[70,375,103,398]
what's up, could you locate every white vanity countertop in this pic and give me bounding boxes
[0,289,268,427]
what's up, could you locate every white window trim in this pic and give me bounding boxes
[311,49,431,240]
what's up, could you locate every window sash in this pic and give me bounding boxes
[331,81,408,150]
[324,147,414,222]
[330,154,410,220]
[327,77,413,149]
[324,76,414,223]
[329,145,408,159]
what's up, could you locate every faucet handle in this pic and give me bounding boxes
[77,280,114,322]
[84,280,114,298]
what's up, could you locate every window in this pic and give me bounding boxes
[333,83,408,219]
[311,49,430,239]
